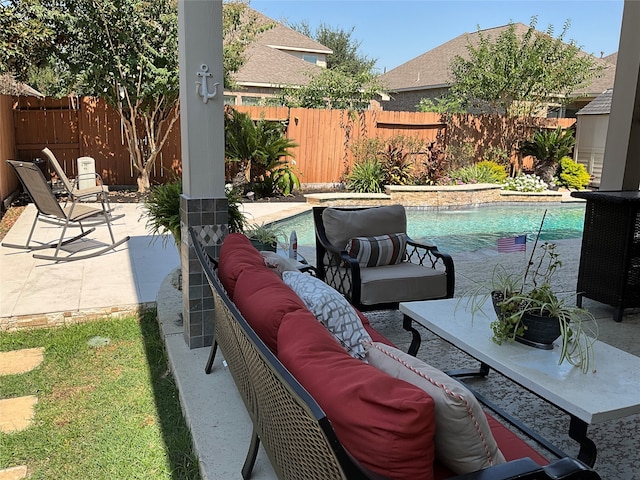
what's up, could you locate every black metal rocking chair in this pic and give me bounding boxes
[3,160,129,262]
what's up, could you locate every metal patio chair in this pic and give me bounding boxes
[3,160,129,262]
[41,147,120,219]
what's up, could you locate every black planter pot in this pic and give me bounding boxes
[516,312,561,350]
[250,240,277,252]
[491,292,561,350]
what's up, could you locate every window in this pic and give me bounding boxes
[302,54,318,65]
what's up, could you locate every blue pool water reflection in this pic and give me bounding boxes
[275,204,586,253]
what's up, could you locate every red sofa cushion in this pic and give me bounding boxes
[277,311,437,480]
[233,266,307,355]
[486,414,549,465]
[217,233,265,300]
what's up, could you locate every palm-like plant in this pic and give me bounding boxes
[225,109,299,197]
[518,127,575,183]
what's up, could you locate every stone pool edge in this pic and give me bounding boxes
[305,184,587,208]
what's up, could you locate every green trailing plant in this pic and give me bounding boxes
[244,222,286,251]
[143,178,182,246]
[465,213,598,373]
[519,127,576,183]
[346,158,385,193]
[555,157,591,189]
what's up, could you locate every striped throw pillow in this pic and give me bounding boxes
[346,233,408,267]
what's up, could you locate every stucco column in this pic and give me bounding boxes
[600,0,640,190]
[178,0,227,348]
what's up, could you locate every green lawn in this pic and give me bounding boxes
[0,313,200,479]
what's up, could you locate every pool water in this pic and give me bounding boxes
[275,204,586,253]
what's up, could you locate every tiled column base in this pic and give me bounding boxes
[180,195,228,349]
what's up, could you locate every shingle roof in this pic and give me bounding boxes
[379,23,616,98]
[231,8,331,88]
[0,74,44,97]
[234,43,323,87]
[252,10,332,54]
[577,88,613,115]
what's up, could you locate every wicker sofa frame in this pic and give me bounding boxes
[189,228,600,480]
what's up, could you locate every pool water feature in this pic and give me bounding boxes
[274,204,586,254]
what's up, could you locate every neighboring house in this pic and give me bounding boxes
[0,73,44,98]
[378,23,616,117]
[225,9,332,106]
[574,88,613,186]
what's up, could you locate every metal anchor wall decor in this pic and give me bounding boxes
[195,64,219,103]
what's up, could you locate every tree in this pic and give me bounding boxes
[0,0,56,81]
[291,21,376,76]
[448,18,603,118]
[48,0,260,192]
[279,68,382,110]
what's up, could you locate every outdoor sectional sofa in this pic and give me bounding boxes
[190,229,601,480]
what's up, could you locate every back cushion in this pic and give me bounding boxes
[367,342,506,474]
[217,233,265,299]
[282,271,372,360]
[277,313,436,480]
[322,205,407,251]
[233,267,307,354]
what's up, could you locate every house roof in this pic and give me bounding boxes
[231,8,331,88]
[577,88,613,115]
[0,74,44,97]
[379,23,616,99]
[234,43,323,87]
[251,10,332,55]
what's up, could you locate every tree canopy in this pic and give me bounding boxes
[279,68,382,110]
[290,21,376,76]
[0,0,57,82]
[1,0,261,191]
[446,18,603,117]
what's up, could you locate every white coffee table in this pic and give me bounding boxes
[400,297,640,467]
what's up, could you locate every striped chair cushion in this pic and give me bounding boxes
[346,233,408,267]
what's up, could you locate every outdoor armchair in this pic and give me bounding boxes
[3,160,129,262]
[41,147,118,218]
[313,205,454,355]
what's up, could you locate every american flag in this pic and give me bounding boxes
[497,235,527,253]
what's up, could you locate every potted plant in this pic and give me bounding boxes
[143,177,182,248]
[244,222,285,252]
[466,217,598,373]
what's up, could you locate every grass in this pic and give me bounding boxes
[0,313,200,479]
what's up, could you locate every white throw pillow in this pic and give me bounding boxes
[367,342,506,474]
[260,251,298,277]
[282,271,372,360]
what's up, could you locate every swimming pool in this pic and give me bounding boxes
[275,204,586,253]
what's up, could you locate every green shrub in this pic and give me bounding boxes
[346,158,385,193]
[448,161,507,184]
[143,178,182,246]
[555,157,591,189]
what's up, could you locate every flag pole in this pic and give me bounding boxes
[520,209,547,293]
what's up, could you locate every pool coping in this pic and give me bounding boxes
[305,184,586,208]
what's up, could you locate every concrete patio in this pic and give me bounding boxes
[1,200,639,479]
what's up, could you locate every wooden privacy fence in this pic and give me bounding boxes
[0,95,18,205]
[7,96,576,193]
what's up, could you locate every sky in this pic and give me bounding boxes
[251,0,625,73]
